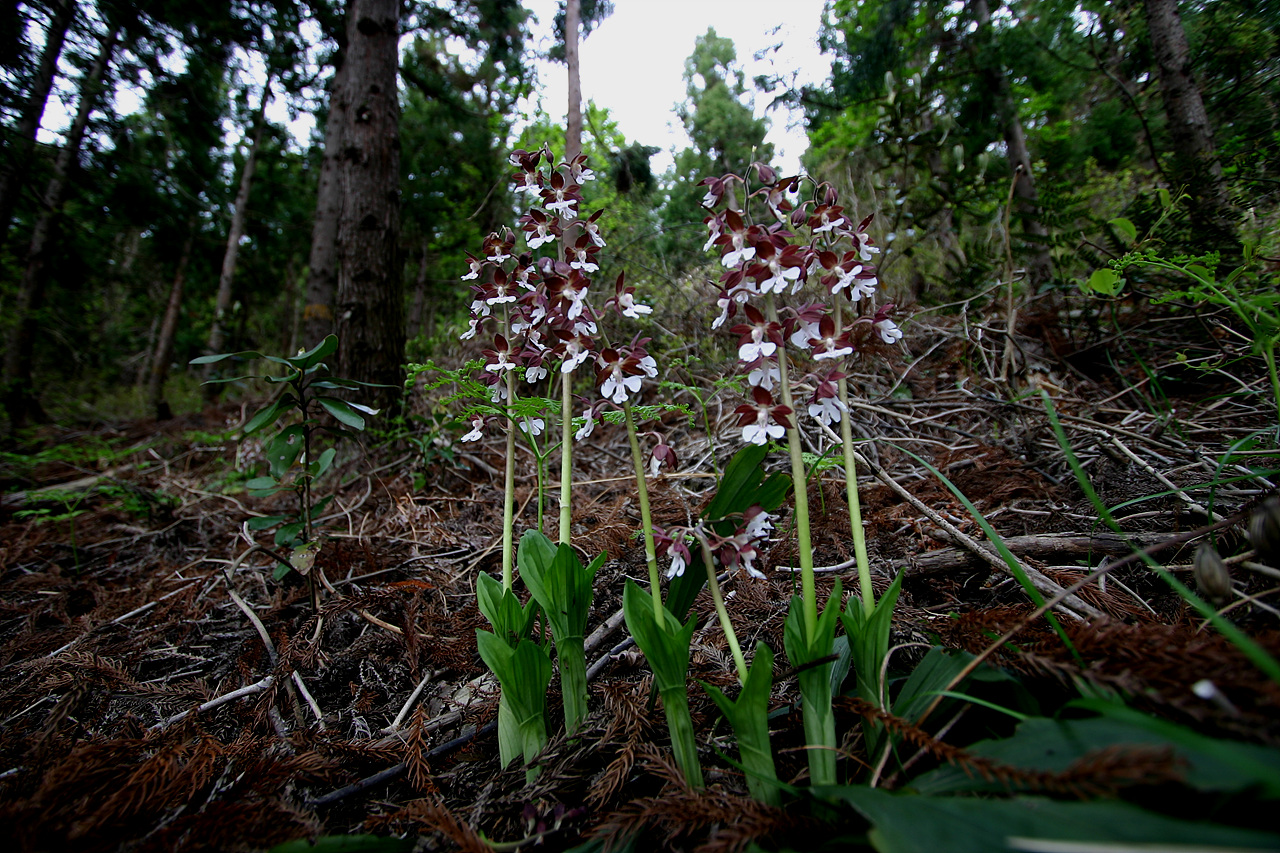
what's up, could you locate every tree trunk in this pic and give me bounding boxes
[968,0,1052,290]
[334,0,404,408]
[1142,0,1232,241]
[301,49,347,350]
[2,24,118,430]
[564,0,582,163]
[147,219,197,421]
[0,0,75,251]
[203,79,272,393]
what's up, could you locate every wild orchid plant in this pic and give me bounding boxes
[461,147,665,780]
[697,164,905,786]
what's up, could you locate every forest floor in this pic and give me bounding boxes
[0,294,1278,852]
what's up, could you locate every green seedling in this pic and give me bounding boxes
[191,335,380,609]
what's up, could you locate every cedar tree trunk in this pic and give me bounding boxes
[301,46,347,350]
[334,0,404,407]
[969,0,1052,289]
[1143,0,1232,240]
[564,0,582,163]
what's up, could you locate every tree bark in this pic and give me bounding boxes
[334,0,404,407]
[203,78,272,393]
[146,218,197,421]
[301,49,347,350]
[564,0,582,163]
[2,24,118,430]
[969,0,1052,290]
[1142,0,1232,241]
[0,0,75,251]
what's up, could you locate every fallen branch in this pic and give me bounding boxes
[150,675,275,732]
[905,531,1166,576]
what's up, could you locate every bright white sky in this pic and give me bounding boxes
[521,0,831,174]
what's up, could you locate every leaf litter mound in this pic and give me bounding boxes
[1,295,1278,852]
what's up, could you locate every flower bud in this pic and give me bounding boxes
[1248,496,1280,564]
[1193,543,1232,603]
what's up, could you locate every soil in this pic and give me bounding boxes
[1,301,1278,852]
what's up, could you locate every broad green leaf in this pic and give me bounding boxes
[246,514,287,530]
[287,335,338,371]
[841,572,904,709]
[189,349,266,365]
[703,444,768,519]
[783,580,842,787]
[701,642,780,806]
[244,477,279,492]
[318,396,366,431]
[913,709,1280,797]
[243,397,291,436]
[1187,263,1214,284]
[1085,268,1123,296]
[1108,216,1137,244]
[476,572,536,645]
[265,425,306,479]
[275,521,304,547]
[1071,699,1280,797]
[622,579,694,693]
[310,447,336,479]
[891,646,974,724]
[824,786,1280,853]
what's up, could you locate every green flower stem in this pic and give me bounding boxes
[697,532,747,684]
[502,367,517,591]
[834,302,875,615]
[559,370,573,546]
[837,379,874,614]
[624,401,663,617]
[764,293,817,639]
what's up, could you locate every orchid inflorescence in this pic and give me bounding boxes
[702,164,901,447]
[459,146,674,780]
[458,147,656,454]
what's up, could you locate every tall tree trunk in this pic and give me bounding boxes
[334,0,404,408]
[969,0,1052,290]
[0,0,75,251]
[564,0,582,163]
[204,79,272,393]
[147,218,197,421]
[2,24,118,430]
[301,50,347,350]
[1142,0,1232,241]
